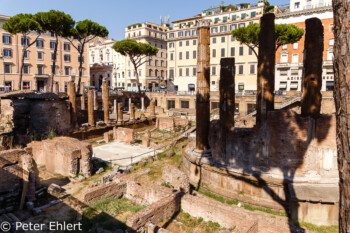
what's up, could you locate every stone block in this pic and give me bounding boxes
[103,130,114,143]
[115,127,135,144]
[162,165,190,193]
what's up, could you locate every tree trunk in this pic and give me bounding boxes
[76,45,84,94]
[19,38,27,91]
[50,36,59,92]
[131,60,141,93]
[332,1,350,232]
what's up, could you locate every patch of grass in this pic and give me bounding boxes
[197,217,203,223]
[300,222,339,233]
[238,190,244,195]
[242,203,286,217]
[161,182,174,189]
[82,197,145,231]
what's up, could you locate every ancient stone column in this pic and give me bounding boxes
[53,82,59,94]
[88,88,95,126]
[150,100,156,116]
[68,81,77,127]
[142,130,151,147]
[141,97,145,111]
[113,99,117,114]
[129,98,132,113]
[196,19,211,152]
[130,103,135,121]
[301,18,324,118]
[93,90,98,111]
[102,78,109,124]
[80,86,85,110]
[220,58,236,130]
[117,102,123,123]
[257,13,275,126]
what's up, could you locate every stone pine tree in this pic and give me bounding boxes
[113,39,158,93]
[2,14,41,90]
[231,23,304,57]
[35,10,75,92]
[333,0,350,232]
[68,20,109,94]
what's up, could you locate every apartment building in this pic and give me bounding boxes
[0,14,89,92]
[167,2,266,93]
[123,22,168,92]
[89,37,116,89]
[275,0,334,92]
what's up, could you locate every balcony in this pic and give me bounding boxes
[323,60,333,67]
[276,63,290,69]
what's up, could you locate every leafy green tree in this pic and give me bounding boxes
[113,39,158,93]
[35,10,75,92]
[231,23,304,57]
[67,20,108,94]
[263,0,275,13]
[2,13,41,90]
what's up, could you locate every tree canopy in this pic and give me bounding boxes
[113,39,158,92]
[263,0,275,13]
[231,23,304,57]
[34,10,75,37]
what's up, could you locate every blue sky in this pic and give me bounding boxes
[0,0,289,40]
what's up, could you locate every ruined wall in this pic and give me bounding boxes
[115,127,135,144]
[0,99,71,135]
[27,137,92,177]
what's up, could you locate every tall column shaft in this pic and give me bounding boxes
[130,103,135,121]
[68,81,77,127]
[196,19,211,151]
[88,88,94,126]
[93,90,98,111]
[118,102,123,123]
[301,18,324,118]
[150,101,156,116]
[102,78,109,124]
[141,97,145,111]
[257,13,276,125]
[113,99,117,114]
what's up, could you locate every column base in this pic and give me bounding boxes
[193,149,212,159]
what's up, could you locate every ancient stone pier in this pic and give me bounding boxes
[301,18,324,118]
[93,90,98,111]
[118,102,123,123]
[196,19,211,152]
[219,58,235,157]
[88,87,95,126]
[130,103,135,121]
[150,100,156,116]
[80,86,85,110]
[68,81,77,127]
[257,13,275,125]
[102,78,109,124]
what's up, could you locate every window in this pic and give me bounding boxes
[279,81,287,91]
[167,100,175,109]
[193,50,197,59]
[221,26,227,32]
[51,52,55,61]
[36,39,44,48]
[223,16,228,22]
[292,54,299,63]
[181,101,189,109]
[3,48,11,57]
[241,13,246,19]
[188,84,195,92]
[239,46,244,56]
[64,54,71,62]
[148,59,152,66]
[238,83,245,92]
[290,81,298,91]
[179,41,182,47]
[293,43,298,49]
[193,67,197,76]
[185,30,190,37]
[230,47,235,57]
[192,29,197,36]
[50,41,56,49]
[149,69,153,76]
[37,65,44,75]
[161,60,164,67]
[214,18,219,23]
[169,42,174,48]
[326,81,334,91]
[239,23,245,28]
[186,68,189,76]
[51,32,55,37]
[329,39,334,46]
[212,66,216,75]
[78,55,84,63]
[186,40,190,46]
[221,37,225,43]
[2,34,11,44]
[212,49,216,58]
[230,24,237,31]
[221,48,225,57]
[282,44,287,50]
[4,63,11,73]
[212,37,217,44]
[248,47,253,55]
[251,11,256,17]
[23,81,31,90]
[170,53,174,60]
[179,68,182,76]
[249,64,255,74]
[232,15,237,20]
[64,66,70,75]
[211,27,218,34]
[169,33,174,38]
[178,31,183,37]
[281,53,288,63]
[193,40,197,46]
[295,2,300,9]
[155,60,158,66]
[5,81,12,90]
[23,64,29,74]
[231,36,235,42]
[179,52,182,60]
[37,51,43,60]
[238,65,244,75]
[169,68,174,79]
[186,51,189,59]
[24,50,29,59]
[327,50,334,61]
[21,37,29,45]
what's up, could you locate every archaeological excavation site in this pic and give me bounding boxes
[0,11,345,233]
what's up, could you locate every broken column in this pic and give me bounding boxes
[257,13,275,126]
[150,100,156,116]
[93,89,98,111]
[88,87,95,126]
[130,103,135,121]
[80,86,85,110]
[142,130,151,147]
[118,102,123,123]
[301,18,324,118]
[196,19,211,152]
[113,99,117,114]
[68,81,77,127]
[129,98,132,113]
[220,58,235,130]
[102,78,109,124]
[141,97,145,111]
